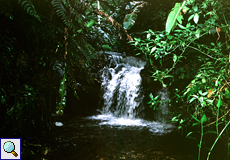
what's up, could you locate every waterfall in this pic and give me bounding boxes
[89,53,174,133]
[100,55,146,119]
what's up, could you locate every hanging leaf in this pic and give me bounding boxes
[165,1,187,33]
[123,13,138,30]
[123,3,146,30]
[173,54,177,63]
[217,97,222,108]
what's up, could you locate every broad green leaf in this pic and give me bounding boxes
[201,114,207,124]
[165,1,187,33]
[194,13,199,24]
[217,97,222,108]
[86,20,95,27]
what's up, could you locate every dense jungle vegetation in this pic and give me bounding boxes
[1,0,230,159]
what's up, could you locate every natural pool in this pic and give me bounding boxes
[47,115,197,160]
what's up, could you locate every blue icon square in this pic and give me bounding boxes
[0,138,21,160]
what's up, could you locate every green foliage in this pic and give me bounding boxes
[148,94,160,110]
[132,0,230,159]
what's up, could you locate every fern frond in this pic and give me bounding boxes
[18,0,41,21]
[51,0,69,27]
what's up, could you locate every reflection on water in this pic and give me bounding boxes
[89,114,174,135]
[48,116,196,160]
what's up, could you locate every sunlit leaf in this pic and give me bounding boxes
[173,54,177,63]
[150,47,156,54]
[178,24,186,29]
[165,1,187,33]
[186,131,193,137]
[202,78,206,83]
[195,29,200,38]
[188,14,194,22]
[194,13,199,24]
[189,97,196,103]
[86,20,95,27]
[172,116,179,122]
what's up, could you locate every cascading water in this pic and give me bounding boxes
[156,87,170,122]
[90,53,174,133]
[100,55,145,119]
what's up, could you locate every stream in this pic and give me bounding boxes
[48,53,197,160]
